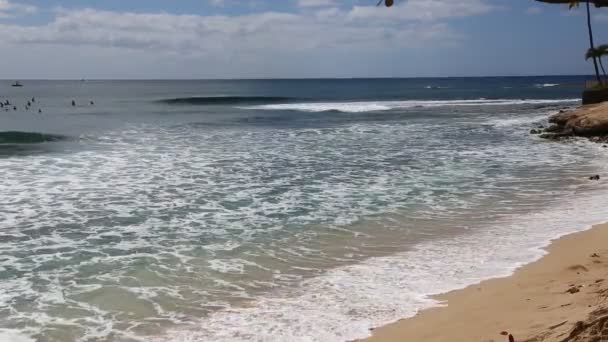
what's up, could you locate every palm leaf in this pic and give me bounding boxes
[586,47,598,60]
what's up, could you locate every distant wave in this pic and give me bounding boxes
[535,83,560,88]
[0,131,68,144]
[242,98,580,113]
[159,96,298,105]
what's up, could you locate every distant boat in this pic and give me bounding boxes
[11,81,23,87]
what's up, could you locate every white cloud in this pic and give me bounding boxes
[348,0,500,21]
[0,0,36,18]
[0,4,488,54]
[298,0,338,7]
[0,1,500,78]
[525,6,542,15]
[594,13,608,22]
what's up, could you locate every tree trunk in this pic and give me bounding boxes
[587,1,602,85]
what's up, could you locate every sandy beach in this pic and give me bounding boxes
[366,223,608,342]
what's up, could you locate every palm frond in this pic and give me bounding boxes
[586,47,598,60]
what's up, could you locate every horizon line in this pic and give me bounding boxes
[0,74,595,82]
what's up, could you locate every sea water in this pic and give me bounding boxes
[0,77,607,342]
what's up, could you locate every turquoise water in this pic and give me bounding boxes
[1,77,607,342]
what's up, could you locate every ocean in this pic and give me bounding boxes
[0,77,607,342]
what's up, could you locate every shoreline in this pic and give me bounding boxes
[364,101,608,342]
[365,222,608,342]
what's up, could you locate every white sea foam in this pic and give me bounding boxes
[242,98,579,113]
[158,184,608,342]
[0,330,36,342]
[485,113,551,127]
[0,99,603,341]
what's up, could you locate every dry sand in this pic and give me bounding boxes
[365,223,608,342]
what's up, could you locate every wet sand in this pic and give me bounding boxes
[366,223,608,342]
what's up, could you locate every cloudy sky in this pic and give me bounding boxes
[0,0,607,79]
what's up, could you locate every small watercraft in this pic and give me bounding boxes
[11,81,23,87]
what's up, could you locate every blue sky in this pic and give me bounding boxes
[0,0,607,79]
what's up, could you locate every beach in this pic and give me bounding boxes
[366,222,608,342]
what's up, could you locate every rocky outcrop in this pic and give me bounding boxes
[535,102,608,141]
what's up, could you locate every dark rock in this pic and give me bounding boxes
[539,132,573,140]
[540,134,558,140]
[589,175,601,181]
[530,129,540,135]
[545,125,562,133]
[566,286,581,294]
[539,134,552,139]
[568,321,587,338]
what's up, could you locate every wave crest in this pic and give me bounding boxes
[242,98,580,113]
[159,96,297,105]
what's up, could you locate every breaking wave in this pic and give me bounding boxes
[159,96,298,105]
[535,83,560,88]
[242,98,580,113]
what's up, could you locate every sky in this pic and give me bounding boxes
[0,0,608,79]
